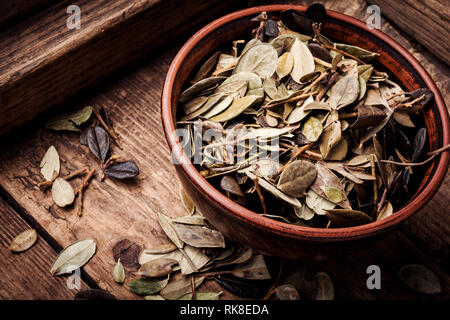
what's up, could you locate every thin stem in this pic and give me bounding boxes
[76,168,95,217]
[254,177,267,215]
[263,260,284,300]
[380,155,436,167]
[92,107,122,149]
[37,167,88,190]
[321,44,367,65]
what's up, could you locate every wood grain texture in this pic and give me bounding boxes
[0,0,243,135]
[0,197,89,299]
[368,0,450,65]
[0,0,61,29]
[0,0,447,300]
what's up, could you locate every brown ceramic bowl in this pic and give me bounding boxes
[162,5,449,259]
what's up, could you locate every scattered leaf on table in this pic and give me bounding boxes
[112,259,125,284]
[160,277,204,300]
[87,126,110,161]
[112,239,142,271]
[104,161,139,179]
[172,215,205,226]
[145,295,165,300]
[180,245,210,275]
[45,106,93,132]
[129,277,169,296]
[50,239,96,275]
[138,258,178,278]
[51,178,75,207]
[138,249,183,266]
[157,213,184,249]
[175,223,225,248]
[40,145,60,182]
[9,229,38,253]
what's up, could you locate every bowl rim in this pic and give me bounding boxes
[162,4,449,241]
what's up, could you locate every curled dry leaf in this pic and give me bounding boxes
[398,264,442,295]
[277,160,317,197]
[276,52,294,79]
[220,175,244,196]
[305,189,335,215]
[87,126,110,161]
[180,245,210,275]
[377,201,393,221]
[138,258,178,278]
[104,161,139,179]
[141,242,178,255]
[40,145,60,182]
[9,229,38,253]
[51,178,75,207]
[314,272,334,300]
[50,239,96,275]
[112,259,125,284]
[174,223,225,248]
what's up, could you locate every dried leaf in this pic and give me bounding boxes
[45,106,93,132]
[311,162,351,208]
[286,95,313,124]
[327,73,359,109]
[243,169,302,207]
[112,239,141,271]
[138,249,183,266]
[172,215,205,226]
[393,110,415,127]
[319,120,341,158]
[145,295,165,300]
[335,43,379,62]
[179,77,226,103]
[272,284,300,300]
[352,105,386,129]
[174,224,225,248]
[160,277,204,300]
[305,189,335,215]
[104,161,139,179]
[138,258,178,278]
[294,203,315,220]
[157,213,184,249]
[276,52,294,79]
[377,201,393,221]
[50,239,96,275]
[9,229,38,253]
[234,44,278,79]
[220,175,244,197]
[326,209,374,228]
[40,145,60,182]
[301,116,323,142]
[210,95,261,122]
[398,264,442,295]
[277,160,317,197]
[314,272,334,300]
[87,126,110,161]
[180,245,210,275]
[179,186,195,215]
[412,127,427,162]
[112,259,125,284]
[141,243,178,255]
[51,178,75,207]
[290,38,315,82]
[193,52,220,82]
[263,19,279,37]
[232,255,271,280]
[129,277,169,296]
[321,186,343,203]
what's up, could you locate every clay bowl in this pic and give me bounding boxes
[161,5,449,259]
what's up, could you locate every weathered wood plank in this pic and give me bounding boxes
[0,0,243,135]
[0,196,90,299]
[368,0,450,65]
[0,0,61,29]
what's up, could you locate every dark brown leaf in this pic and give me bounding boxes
[87,126,110,161]
[105,161,139,179]
[351,105,386,129]
[264,19,279,38]
[112,239,141,271]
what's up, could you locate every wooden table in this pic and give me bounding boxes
[0,0,448,300]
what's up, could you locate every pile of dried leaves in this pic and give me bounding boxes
[176,7,448,228]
